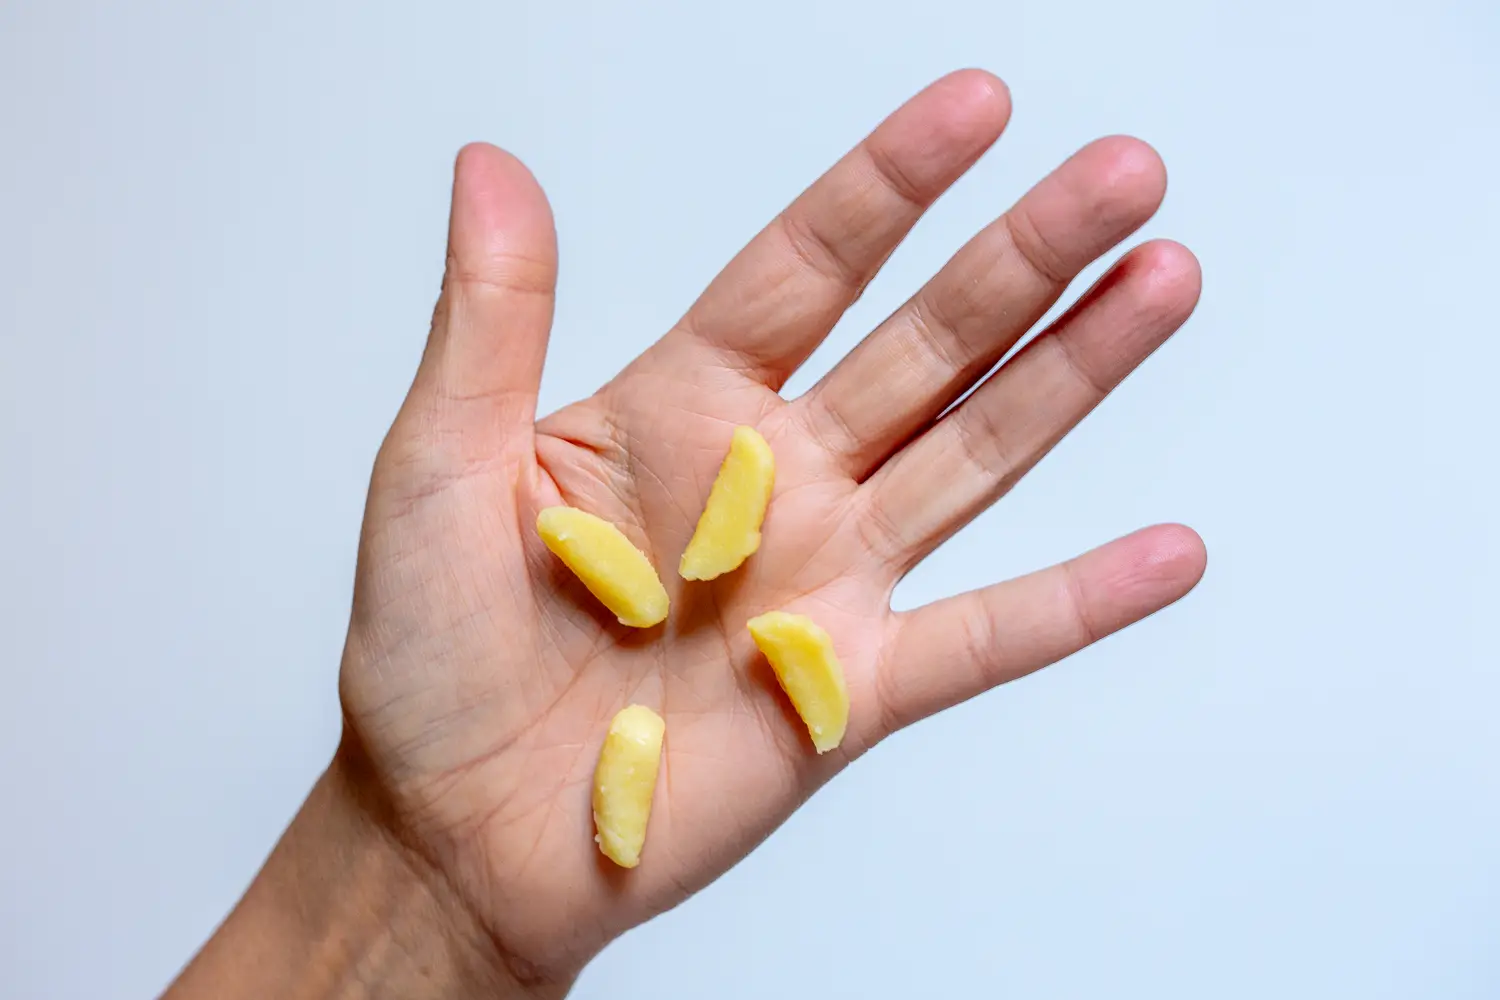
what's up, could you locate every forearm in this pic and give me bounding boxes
[163,746,569,1000]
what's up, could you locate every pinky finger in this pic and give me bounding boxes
[875,524,1206,735]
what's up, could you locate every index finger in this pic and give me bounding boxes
[672,70,1011,390]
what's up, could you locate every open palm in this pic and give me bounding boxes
[337,70,1206,988]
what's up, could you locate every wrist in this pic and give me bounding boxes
[164,739,574,1000]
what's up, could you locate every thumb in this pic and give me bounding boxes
[415,143,558,427]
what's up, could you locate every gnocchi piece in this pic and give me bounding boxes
[592,704,666,868]
[536,506,669,628]
[679,426,775,581]
[747,611,849,753]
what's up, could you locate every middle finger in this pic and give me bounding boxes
[794,136,1167,480]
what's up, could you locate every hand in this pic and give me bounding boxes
[172,69,1207,998]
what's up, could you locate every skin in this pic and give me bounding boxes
[164,70,1207,999]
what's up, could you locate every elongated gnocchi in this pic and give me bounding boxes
[592,704,666,868]
[679,426,775,581]
[536,506,669,627]
[747,611,849,753]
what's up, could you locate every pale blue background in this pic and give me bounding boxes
[2,1,1497,997]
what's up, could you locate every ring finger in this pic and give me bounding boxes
[857,239,1203,570]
